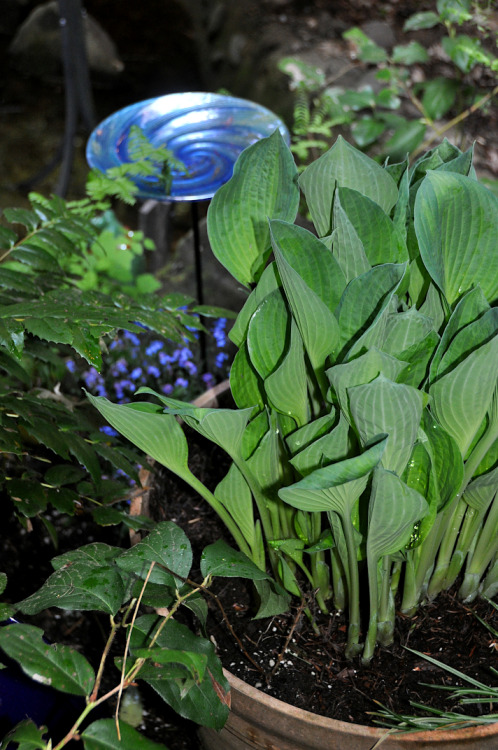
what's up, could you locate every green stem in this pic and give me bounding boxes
[362,556,379,664]
[442,504,482,591]
[331,546,347,611]
[427,496,467,599]
[377,556,395,647]
[459,492,498,601]
[341,515,362,657]
[481,554,498,599]
[401,514,443,614]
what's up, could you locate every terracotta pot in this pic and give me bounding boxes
[199,669,498,750]
[131,382,498,749]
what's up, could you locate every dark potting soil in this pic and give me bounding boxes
[147,429,498,729]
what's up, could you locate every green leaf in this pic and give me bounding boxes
[335,188,408,266]
[367,467,428,561]
[403,11,440,31]
[86,393,195,485]
[264,318,309,426]
[130,615,230,730]
[299,136,398,237]
[1,719,49,750]
[269,220,347,312]
[349,375,426,476]
[229,343,265,410]
[384,121,427,161]
[280,436,387,512]
[351,118,386,148]
[415,171,498,305]
[272,231,341,375]
[18,543,125,615]
[421,78,458,121]
[253,578,291,618]
[0,623,94,696]
[116,521,192,587]
[207,130,299,287]
[247,289,290,379]
[429,335,498,456]
[82,719,168,750]
[0,571,6,595]
[392,42,430,64]
[421,410,464,510]
[133,647,208,682]
[343,27,388,63]
[215,463,255,548]
[442,35,487,73]
[200,540,269,580]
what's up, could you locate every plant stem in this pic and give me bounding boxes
[341,515,362,657]
[427,496,467,599]
[362,557,380,664]
[459,492,498,601]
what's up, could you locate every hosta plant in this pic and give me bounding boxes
[90,131,498,663]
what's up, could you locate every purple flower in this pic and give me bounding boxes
[161,383,174,395]
[130,367,143,381]
[123,330,141,347]
[213,318,227,348]
[174,377,189,389]
[147,365,161,379]
[215,352,229,369]
[100,425,118,437]
[202,372,215,386]
[159,351,175,366]
[111,358,129,376]
[145,340,164,356]
[65,359,76,373]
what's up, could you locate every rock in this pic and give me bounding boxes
[8,1,124,77]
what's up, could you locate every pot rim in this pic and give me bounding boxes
[223,669,498,743]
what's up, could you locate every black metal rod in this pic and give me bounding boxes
[190,202,207,368]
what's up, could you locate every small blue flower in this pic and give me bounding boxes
[175,377,189,389]
[213,318,227,348]
[178,348,193,366]
[185,361,198,376]
[111,358,129,377]
[130,367,143,381]
[161,383,174,395]
[147,365,161,379]
[215,352,229,368]
[202,372,215,386]
[123,330,141,347]
[65,359,76,373]
[159,351,175,366]
[100,425,119,437]
[145,340,164,356]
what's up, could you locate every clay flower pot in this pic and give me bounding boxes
[199,669,498,750]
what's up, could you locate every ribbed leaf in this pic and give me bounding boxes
[82,719,168,750]
[335,188,408,266]
[215,463,255,547]
[299,135,398,237]
[415,171,498,305]
[429,335,498,456]
[247,289,289,378]
[331,200,371,284]
[200,540,269,580]
[349,375,425,476]
[269,220,346,311]
[367,467,428,561]
[207,130,299,287]
[264,319,309,426]
[229,343,265,410]
[421,410,464,511]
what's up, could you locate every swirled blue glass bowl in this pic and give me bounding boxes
[86,92,290,202]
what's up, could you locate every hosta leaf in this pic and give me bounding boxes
[86,394,195,485]
[349,375,425,476]
[280,436,387,513]
[272,232,341,375]
[335,188,408,266]
[428,286,489,386]
[331,200,371,284]
[464,464,498,513]
[335,263,405,360]
[215,463,255,548]
[130,615,230,729]
[0,623,94,696]
[229,343,265,410]
[207,130,299,287]
[264,318,309,426]
[429,335,498,456]
[116,521,192,587]
[229,262,280,347]
[247,288,290,378]
[382,308,436,357]
[367,467,428,561]
[299,136,398,237]
[436,308,498,381]
[82,719,168,750]
[290,412,351,477]
[327,348,407,418]
[421,410,464,510]
[415,171,498,305]
[269,219,347,311]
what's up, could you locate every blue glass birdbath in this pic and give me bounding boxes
[86,92,290,203]
[86,92,290,364]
